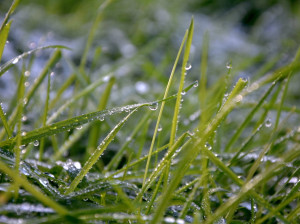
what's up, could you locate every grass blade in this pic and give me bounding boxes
[64,107,140,194]
[0,21,11,62]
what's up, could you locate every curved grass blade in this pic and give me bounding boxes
[0,82,196,149]
[64,107,140,195]
[0,45,69,77]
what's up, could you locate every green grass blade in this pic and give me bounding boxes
[39,73,51,161]
[64,107,140,194]
[0,101,12,139]
[104,111,151,171]
[87,76,115,155]
[0,21,11,62]
[142,30,188,187]
[169,17,194,146]
[0,0,20,32]
[48,74,76,110]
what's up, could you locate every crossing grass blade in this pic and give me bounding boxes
[64,107,140,194]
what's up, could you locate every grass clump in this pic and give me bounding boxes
[0,1,300,223]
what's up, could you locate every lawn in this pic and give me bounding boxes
[0,0,299,223]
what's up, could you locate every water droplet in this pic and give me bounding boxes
[76,125,83,130]
[148,102,158,111]
[12,58,19,64]
[265,119,272,128]
[164,217,176,223]
[23,98,28,105]
[205,143,212,150]
[24,82,30,87]
[193,80,198,87]
[99,117,105,121]
[50,72,55,77]
[24,71,31,77]
[19,145,25,150]
[181,91,186,96]
[21,131,27,136]
[33,140,39,146]
[157,125,163,132]
[124,106,130,112]
[185,62,192,71]
[235,94,243,102]
[226,62,232,69]
[21,115,27,122]
[103,75,110,82]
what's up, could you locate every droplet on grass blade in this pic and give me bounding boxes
[185,62,192,71]
[148,102,158,111]
[76,125,83,130]
[226,61,232,69]
[33,140,39,147]
[205,142,212,150]
[265,119,272,128]
[12,58,19,64]
[193,80,198,87]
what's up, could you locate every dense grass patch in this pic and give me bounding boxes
[0,0,300,223]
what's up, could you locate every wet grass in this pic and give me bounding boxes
[0,0,300,223]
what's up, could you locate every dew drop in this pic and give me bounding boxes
[24,71,31,77]
[99,117,105,121]
[33,140,39,147]
[193,80,198,88]
[185,62,192,71]
[76,125,83,130]
[181,91,186,96]
[21,131,27,136]
[24,82,30,87]
[226,62,232,69]
[265,119,272,128]
[124,106,130,112]
[21,115,27,122]
[205,142,212,150]
[148,102,158,111]
[157,125,163,132]
[23,98,28,105]
[12,58,19,64]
